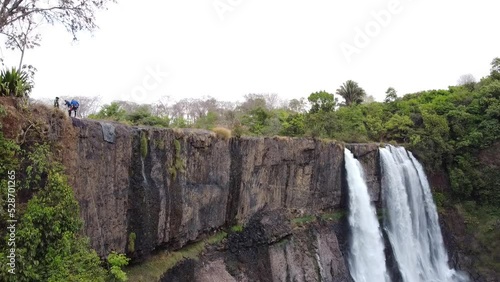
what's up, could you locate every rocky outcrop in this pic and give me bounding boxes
[160,209,351,282]
[65,119,358,259]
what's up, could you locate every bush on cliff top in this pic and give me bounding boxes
[212,126,231,140]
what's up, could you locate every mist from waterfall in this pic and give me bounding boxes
[345,148,390,282]
[379,145,469,282]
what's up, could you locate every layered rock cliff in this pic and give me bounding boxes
[65,119,370,259]
[60,119,390,281]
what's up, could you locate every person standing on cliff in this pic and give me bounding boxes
[64,99,79,117]
[54,97,59,108]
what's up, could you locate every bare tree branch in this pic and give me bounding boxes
[0,0,115,63]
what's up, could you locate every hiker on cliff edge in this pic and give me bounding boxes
[54,97,59,108]
[64,99,79,117]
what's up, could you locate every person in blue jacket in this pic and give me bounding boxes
[64,99,79,117]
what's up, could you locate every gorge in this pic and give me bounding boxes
[0,99,492,281]
[59,117,474,281]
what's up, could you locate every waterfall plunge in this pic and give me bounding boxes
[345,148,390,282]
[379,146,469,282]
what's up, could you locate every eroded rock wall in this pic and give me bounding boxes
[67,119,377,259]
[160,209,351,282]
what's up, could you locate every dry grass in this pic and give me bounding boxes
[212,127,231,140]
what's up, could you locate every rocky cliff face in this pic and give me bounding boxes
[65,119,377,260]
[0,98,485,281]
[160,209,351,282]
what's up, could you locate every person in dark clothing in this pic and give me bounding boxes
[64,99,79,117]
[64,100,72,116]
[54,97,59,108]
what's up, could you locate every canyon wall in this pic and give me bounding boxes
[64,119,380,260]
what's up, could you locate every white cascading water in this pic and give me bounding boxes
[379,145,469,282]
[345,149,390,282]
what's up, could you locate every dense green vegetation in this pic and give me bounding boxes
[0,106,128,281]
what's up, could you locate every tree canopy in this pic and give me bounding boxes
[336,80,366,106]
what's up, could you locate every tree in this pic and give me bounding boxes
[457,74,476,91]
[307,91,336,113]
[363,95,375,104]
[151,95,171,117]
[384,87,398,103]
[491,57,500,80]
[288,98,307,113]
[0,0,115,68]
[239,94,267,112]
[336,80,366,106]
[90,102,126,120]
[4,19,41,69]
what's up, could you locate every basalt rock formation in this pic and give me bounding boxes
[65,119,372,260]
[2,100,480,281]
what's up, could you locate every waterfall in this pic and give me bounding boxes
[345,149,390,282]
[141,157,148,186]
[379,145,469,282]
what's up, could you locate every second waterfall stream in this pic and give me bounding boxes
[345,146,469,282]
[344,148,390,282]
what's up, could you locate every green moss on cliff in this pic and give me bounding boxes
[128,232,137,253]
[168,139,185,179]
[126,231,227,281]
[140,131,148,158]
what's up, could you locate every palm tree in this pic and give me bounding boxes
[335,80,366,106]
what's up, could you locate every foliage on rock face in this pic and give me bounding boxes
[140,131,148,158]
[168,139,185,179]
[0,105,126,281]
[0,139,108,281]
[107,252,130,282]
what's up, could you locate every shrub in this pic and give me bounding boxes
[0,67,33,97]
[212,127,231,140]
[107,252,130,282]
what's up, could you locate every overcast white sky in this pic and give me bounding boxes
[2,0,499,105]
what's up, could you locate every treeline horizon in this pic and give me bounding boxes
[31,74,476,132]
[43,58,500,206]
